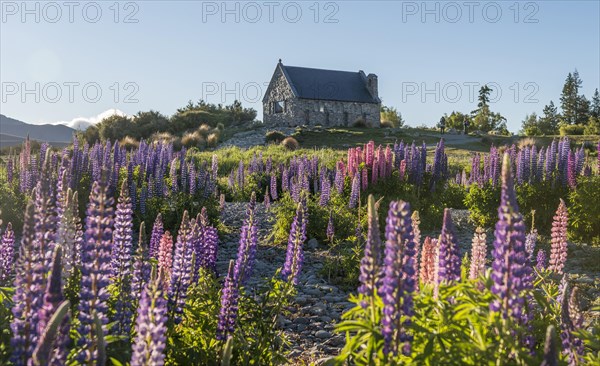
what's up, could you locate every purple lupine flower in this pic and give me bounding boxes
[77,179,114,364]
[536,249,547,271]
[549,199,568,274]
[358,195,383,300]
[264,186,271,209]
[379,200,416,356]
[38,245,71,366]
[326,212,335,243]
[11,202,44,365]
[131,277,168,366]
[132,222,151,304]
[233,192,258,286]
[559,279,584,365]
[437,209,461,283]
[270,173,278,201]
[216,260,239,341]
[168,211,193,324]
[149,214,164,259]
[334,161,345,194]
[490,154,532,324]
[0,222,15,283]
[282,200,307,285]
[349,174,360,208]
[111,181,135,336]
[319,175,331,206]
[525,225,538,261]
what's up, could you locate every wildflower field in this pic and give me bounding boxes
[0,135,599,365]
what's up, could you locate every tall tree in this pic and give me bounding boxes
[591,88,600,118]
[560,70,589,125]
[521,113,540,136]
[471,85,506,133]
[538,101,560,135]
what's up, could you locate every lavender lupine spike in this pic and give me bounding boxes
[264,186,271,209]
[490,154,532,324]
[379,200,417,357]
[216,260,239,341]
[549,199,568,274]
[536,249,547,271]
[319,175,331,206]
[270,173,278,201]
[132,222,151,304]
[11,202,44,365]
[437,209,461,283]
[38,245,71,366]
[349,174,360,208]
[149,214,164,259]
[468,227,487,280]
[111,181,135,336]
[559,279,584,365]
[541,325,559,366]
[326,212,335,243]
[56,189,83,279]
[232,192,258,286]
[281,200,307,285]
[411,210,421,275]
[77,179,114,364]
[168,211,194,324]
[358,195,383,299]
[525,211,538,261]
[131,275,168,366]
[0,222,15,283]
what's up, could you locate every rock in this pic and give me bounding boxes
[320,316,333,323]
[315,330,332,339]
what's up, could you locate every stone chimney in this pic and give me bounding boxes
[366,73,378,99]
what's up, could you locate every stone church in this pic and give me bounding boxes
[262,60,381,127]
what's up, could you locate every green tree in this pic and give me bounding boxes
[591,88,600,118]
[560,70,590,126]
[443,111,472,131]
[132,110,170,139]
[471,85,506,133]
[537,101,560,135]
[380,106,404,127]
[521,113,540,136]
[97,114,133,141]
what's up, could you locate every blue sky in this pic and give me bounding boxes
[1,0,599,132]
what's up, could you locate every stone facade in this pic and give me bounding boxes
[263,64,381,128]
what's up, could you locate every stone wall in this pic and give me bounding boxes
[263,68,381,128]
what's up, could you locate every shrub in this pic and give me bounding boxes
[181,131,205,148]
[198,123,212,137]
[568,176,600,245]
[216,122,225,131]
[464,184,501,228]
[207,133,219,148]
[517,137,539,149]
[151,131,176,144]
[380,120,394,128]
[120,136,139,150]
[281,137,299,150]
[352,119,367,128]
[559,124,585,136]
[265,130,286,144]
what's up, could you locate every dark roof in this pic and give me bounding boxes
[280,65,379,104]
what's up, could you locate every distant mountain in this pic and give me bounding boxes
[0,114,75,148]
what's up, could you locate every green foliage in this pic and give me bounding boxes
[568,176,600,244]
[168,269,294,365]
[0,287,14,361]
[560,124,586,136]
[380,106,403,128]
[0,179,27,231]
[271,191,360,245]
[334,269,598,365]
[464,183,501,228]
[516,182,568,233]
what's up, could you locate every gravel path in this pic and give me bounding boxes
[216,203,600,364]
[217,202,349,364]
